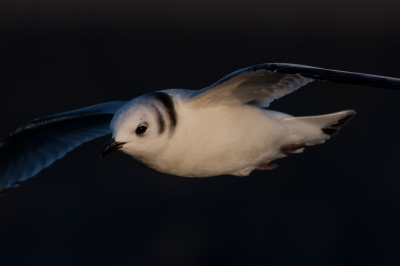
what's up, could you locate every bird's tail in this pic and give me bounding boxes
[285,110,355,136]
[280,110,355,154]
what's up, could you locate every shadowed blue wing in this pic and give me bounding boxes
[0,101,126,194]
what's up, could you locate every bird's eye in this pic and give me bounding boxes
[135,125,147,135]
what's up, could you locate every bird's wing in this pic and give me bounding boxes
[187,63,400,108]
[0,101,126,194]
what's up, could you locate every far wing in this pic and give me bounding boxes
[187,63,400,108]
[0,101,126,194]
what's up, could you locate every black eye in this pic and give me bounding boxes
[135,125,147,135]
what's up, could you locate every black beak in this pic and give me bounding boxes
[100,138,126,158]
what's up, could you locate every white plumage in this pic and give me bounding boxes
[1,63,399,194]
[110,92,353,177]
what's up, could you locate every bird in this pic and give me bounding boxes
[1,63,400,194]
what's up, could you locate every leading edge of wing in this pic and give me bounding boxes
[5,101,126,140]
[208,63,400,91]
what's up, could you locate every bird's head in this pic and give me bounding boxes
[101,92,177,160]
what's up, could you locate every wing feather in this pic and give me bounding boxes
[187,63,400,108]
[0,101,126,194]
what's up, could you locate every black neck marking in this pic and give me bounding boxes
[152,104,166,134]
[151,92,177,131]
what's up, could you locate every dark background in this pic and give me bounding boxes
[1,1,400,265]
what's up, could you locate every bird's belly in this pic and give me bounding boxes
[142,107,290,177]
[141,150,260,177]
[150,140,282,177]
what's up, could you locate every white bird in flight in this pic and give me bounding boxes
[1,63,399,194]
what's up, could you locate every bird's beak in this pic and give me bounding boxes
[100,138,126,158]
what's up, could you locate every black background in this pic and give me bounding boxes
[1,1,400,265]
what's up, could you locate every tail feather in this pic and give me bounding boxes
[321,111,356,136]
[283,110,355,136]
[280,110,356,154]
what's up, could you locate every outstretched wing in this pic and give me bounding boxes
[0,101,126,194]
[187,63,400,108]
